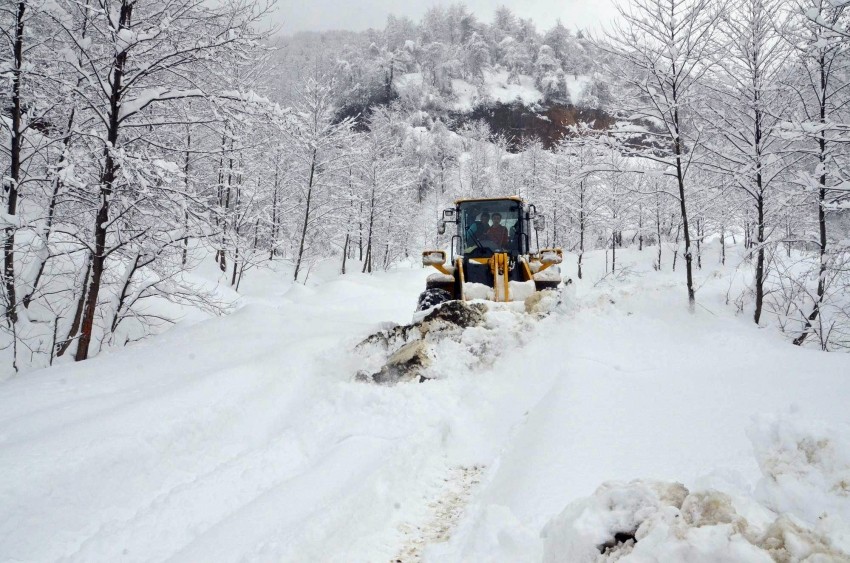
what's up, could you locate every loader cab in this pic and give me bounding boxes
[451,197,530,259]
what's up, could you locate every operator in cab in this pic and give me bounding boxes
[465,212,490,247]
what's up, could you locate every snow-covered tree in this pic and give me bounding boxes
[779,0,850,348]
[702,0,794,323]
[285,77,355,282]
[535,45,565,102]
[597,0,724,309]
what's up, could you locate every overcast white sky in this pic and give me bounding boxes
[272,0,618,35]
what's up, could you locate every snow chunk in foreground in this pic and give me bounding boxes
[542,415,850,562]
[541,480,692,562]
[542,480,847,562]
[749,414,850,525]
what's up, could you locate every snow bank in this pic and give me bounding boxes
[542,415,850,562]
[749,414,850,526]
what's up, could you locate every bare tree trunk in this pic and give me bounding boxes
[358,200,363,261]
[76,1,134,362]
[230,165,242,286]
[56,259,91,358]
[694,219,701,270]
[577,180,585,280]
[219,139,234,273]
[794,114,829,346]
[673,116,695,309]
[109,254,141,334]
[655,194,663,271]
[294,149,317,281]
[341,233,349,274]
[382,206,393,270]
[785,220,792,258]
[214,132,226,268]
[182,125,191,267]
[362,188,376,274]
[638,204,643,251]
[754,193,765,324]
[673,223,681,272]
[4,2,26,325]
[269,160,280,260]
[231,246,239,286]
[611,232,616,273]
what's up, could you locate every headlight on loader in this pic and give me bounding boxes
[422,250,447,266]
[540,248,563,265]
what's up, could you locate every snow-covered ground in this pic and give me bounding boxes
[2,243,849,562]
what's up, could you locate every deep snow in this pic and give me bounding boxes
[1,243,849,562]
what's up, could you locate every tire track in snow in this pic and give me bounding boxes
[392,465,484,562]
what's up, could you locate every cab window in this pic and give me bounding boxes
[459,201,521,256]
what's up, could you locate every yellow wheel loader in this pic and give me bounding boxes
[417,196,566,312]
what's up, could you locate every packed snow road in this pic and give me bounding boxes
[1,246,849,562]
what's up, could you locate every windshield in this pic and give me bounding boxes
[459,200,522,257]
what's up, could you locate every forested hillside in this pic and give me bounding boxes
[271,6,612,146]
[2,0,849,378]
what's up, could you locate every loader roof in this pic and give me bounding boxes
[454,196,525,205]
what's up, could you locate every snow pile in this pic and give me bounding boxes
[749,414,850,526]
[356,298,560,385]
[541,415,850,562]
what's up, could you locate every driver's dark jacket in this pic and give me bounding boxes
[466,221,487,243]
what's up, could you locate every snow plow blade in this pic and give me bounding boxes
[355,285,568,385]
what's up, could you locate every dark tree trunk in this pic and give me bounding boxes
[341,233,349,274]
[674,134,695,309]
[577,181,585,280]
[294,150,317,281]
[794,54,830,347]
[219,140,235,273]
[269,161,280,260]
[611,232,616,273]
[638,205,643,251]
[75,1,134,362]
[673,224,681,272]
[754,195,765,324]
[56,259,92,358]
[655,194,663,271]
[5,2,26,325]
[362,188,376,274]
[182,125,191,267]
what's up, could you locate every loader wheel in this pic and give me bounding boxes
[534,280,561,292]
[416,288,452,312]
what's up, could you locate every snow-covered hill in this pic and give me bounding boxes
[395,70,594,112]
[2,243,849,561]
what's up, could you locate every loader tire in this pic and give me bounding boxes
[416,288,452,312]
[534,280,561,292]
